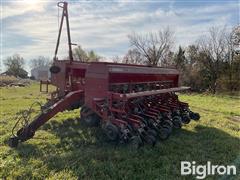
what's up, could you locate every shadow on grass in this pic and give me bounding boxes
[41,118,110,149]
[11,118,240,179]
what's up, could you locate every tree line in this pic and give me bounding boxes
[2,25,239,93]
[118,26,240,93]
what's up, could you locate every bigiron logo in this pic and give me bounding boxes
[181,161,237,179]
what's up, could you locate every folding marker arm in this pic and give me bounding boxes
[8,90,84,147]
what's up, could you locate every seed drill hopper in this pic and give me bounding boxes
[8,2,200,148]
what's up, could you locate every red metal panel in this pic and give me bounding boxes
[50,60,184,110]
[109,73,178,86]
[84,63,109,107]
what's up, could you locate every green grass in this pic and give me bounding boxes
[0,84,239,179]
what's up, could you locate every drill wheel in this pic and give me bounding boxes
[147,129,158,138]
[145,135,156,147]
[129,136,143,149]
[103,122,120,142]
[8,137,19,148]
[161,119,173,133]
[84,114,100,127]
[190,112,200,121]
[181,114,191,124]
[140,133,157,147]
[158,127,170,140]
[172,116,182,129]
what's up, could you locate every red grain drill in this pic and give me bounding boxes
[9,2,200,148]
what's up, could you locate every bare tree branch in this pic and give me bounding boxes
[128,27,174,66]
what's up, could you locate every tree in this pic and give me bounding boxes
[4,54,28,78]
[197,27,228,93]
[224,25,240,91]
[112,56,122,63]
[88,50,100,61]
[128,27,174,66]
[122,48,145,64]
[185,46,211,91]
[73,46,101,62]
[173,46,187,85]
[30,56,51,69]
[173,46,186,70]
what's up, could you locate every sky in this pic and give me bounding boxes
[1,0,239,72]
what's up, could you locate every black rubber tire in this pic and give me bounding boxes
[161,119,173,132]
[145,135,156,147]
[181,114,191,124]
[8,137,19,148]
[129,136,143,149]
[147,129,158,138]
[172,116,182,129]
[162,119,173,128]
[159,127,170,140]
[104,122,119,141]
[190,112,200,121]
[148,119,159,130]
[194,113,200,120]
[82,113,100,127]
[162,124,172,134]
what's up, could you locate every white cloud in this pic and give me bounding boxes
[1,1,49,19]
[1,0,238,67]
